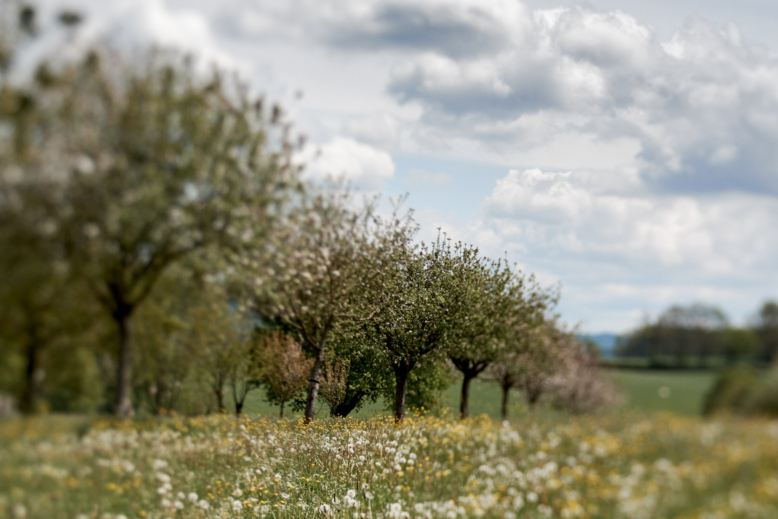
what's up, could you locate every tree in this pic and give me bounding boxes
[754,301,778,364]
[489,321,569,413]
[722,328,759,366]
[488,352,522,420]
[356,238,474,423]
[548,337,622,414]
[658,304,727,367]
[2,44,298,417]
[188,284,255,414]
[318,358,349,414]
[260,331,312,418]
[245,192,405,423]
[448,256,552,418]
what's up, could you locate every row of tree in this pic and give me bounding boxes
[616,302,778,368]
[0,4,619,422]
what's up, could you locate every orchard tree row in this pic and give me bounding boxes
[0,4,619,421]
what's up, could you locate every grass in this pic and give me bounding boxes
[2,412,778,518]
[607,369,717,417]
[3,369,777,518]
[237,369,718,420]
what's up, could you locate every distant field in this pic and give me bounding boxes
[236,368,719,419]
[607,369,717,416]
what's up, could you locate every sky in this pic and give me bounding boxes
[22,0,778,333]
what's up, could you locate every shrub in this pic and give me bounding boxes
[702,368,761,417]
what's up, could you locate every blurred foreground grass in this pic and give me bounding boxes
[2,410,778,519]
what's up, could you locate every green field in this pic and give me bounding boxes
[234,368,718,419]
[607,369,717,416]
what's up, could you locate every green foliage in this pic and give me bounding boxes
[722,328,759,365]
[702,368,761,417]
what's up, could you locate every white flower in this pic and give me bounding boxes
[234,488,243,497]
[388,503,409,519]
[364,491,374,500]
[176,491,185,500]
[332,497,341,505]
[527,492,538,503]
[280,493,290,499]
[318,504,332,515]
[346,490,356,499]
[174,501,184,510]
[160,499,171,508]
[232,500,243,512]
[198,499,210,510]
[187,492,198,503]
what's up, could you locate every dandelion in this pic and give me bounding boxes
[332,497,341,505]
[280,492,290,499]
[174,501,184,510]
[318,504,332,515]
[365,491,374,500]
[347,489,356,498]
[187,492,198,503]
[198,499,210,510]
[388,503,409,519]
[232,499,243,512]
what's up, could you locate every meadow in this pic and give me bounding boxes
[4,369,778,519]
[2,410,778,519]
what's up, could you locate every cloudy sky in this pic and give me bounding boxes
[25,0,778,333]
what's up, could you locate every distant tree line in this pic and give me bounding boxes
[0,4,620,421]
[615,302,778,369]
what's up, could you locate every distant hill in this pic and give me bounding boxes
[580,333,620,358]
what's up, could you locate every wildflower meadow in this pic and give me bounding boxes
[2,411,778,519]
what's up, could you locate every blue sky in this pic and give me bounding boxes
[25,0,778,332]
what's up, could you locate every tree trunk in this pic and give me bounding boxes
[20,325,40,414]
[215,384,225,414]
[460,372,474,419]
[331,390,366,417]
[304,341,326,424]
[393,362,412,424]
[279,400,285,418]
[232,380,245,416]
[115,309,135,419]
[501,385,510,420]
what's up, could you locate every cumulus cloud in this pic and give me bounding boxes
[25,0,244,76]
[381,5,778,194]
[482,168,778,271]
[298,137,396,190]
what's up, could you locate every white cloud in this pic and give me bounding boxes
[343,113,401,149]
[298,137,396,190]
[482,168,778,271]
